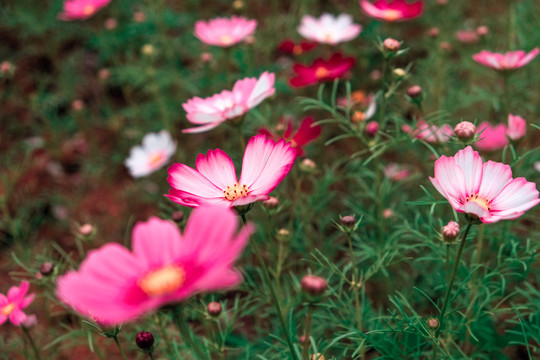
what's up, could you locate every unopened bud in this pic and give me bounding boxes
[340,215,356,228]
[141,44,155,56]
[207,301,222,316]
[442,221,460,242]
[370,69,381,80]
[244,35,255,44]
[454,121,476,141]
[98,68,110,80]
[232,0,244,9]
[407,85,422,98]
[476,26,489,36]
[310,354,325,360]
[104,18,117,30]
[382,209,394,219]
[383,38,401,51]
[39,262,54,276]
[71,99,84,111]
[300,158,316,172]
[301,275,327,297]
[171,211,184,222]
[263,197,279,209]
[428,27,440,38]
[277,228,290,242]
[133,11,146,23]
[79,223,93,235]
[439,41,452,51]
[0,61,14,75]
[393,68,407,78]
[135,331,154,350]
[365,121,379,137]
[200,52,213,62]
[427,317,440,329]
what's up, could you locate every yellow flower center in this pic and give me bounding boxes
[1,303,15,317]
[315,67,329,79]
[466,194,491,210]
[383,9,402,21]
[83,5,96,16]
[223,183,249,201]
[293,45,303,55]
[138,265,185,297]
[324,33,332,42]
[220,35,233,45]
[148,151,165,168]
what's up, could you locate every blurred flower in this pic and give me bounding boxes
[104,17,117,30]
[244,35,255,44]
[207,301,222,316]
[535,162,540,173]
[263,197,279,209]
[39,262,55,276]
[58,0,111,21]
[360,0,423,22]
[278,39,317,56]
[404,120,452,143]
[473,48,539,71]
[200,52,213,62]
[167,135,296,208]
[297,13,362,45]
[57,206,253,325]
[365,121,379,137]
[125,130,177,178]
[382,208,394,218]
[0,61,14,77]
[384,163,409,181]
[21,314,38,328]
[439,41,452,51]
[290,53,355,87]
[141,44,155,56]
[79,223,93,235]
[428,27,440,38]
[136,331,154,350]
[98,68,110,80]
[454,121,476,141]
[506,114,526,141]
[194,16,257,47]
[476,26,489,37]
[407,85,422,98]
[0,281,35,326]
[133,11,146,23]
[71,99,85,111]
[430,146,540,223]
[183,72,275,133]
[392,68,407,78]
[475,122,508,151]
[455,30,478,44]
[383,38,401,51]
[259,116,322,156]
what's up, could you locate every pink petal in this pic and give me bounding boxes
[183,122,224,134]
[195,149,238,190]
[478,161,512,200]
[9,309,27,326]
[132,217,183,269]
[452,146,483,196]
[7,281,29,303]
[0,315,7,325]
[167,163,224,198]
[432,156,467,207]
[490,178,540,216]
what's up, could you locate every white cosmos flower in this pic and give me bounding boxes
[125,130,177,178]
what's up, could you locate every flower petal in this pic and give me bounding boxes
[195,149,238,190]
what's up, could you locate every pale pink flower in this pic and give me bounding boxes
[430,146,539,223]
[298,13,362,45]
[475,122,508,151]
[57,206,253,325]
[194,16,257,47]
[472,48,539,71]
[125,130,177,178]
[58,0,111,21]
[167,135,296,208]
[0,281,35,326]
[360,0,423,22]
[384,163,409,181]
[183,72,275,133]
[404,120,452,143]
[506,114,526,141]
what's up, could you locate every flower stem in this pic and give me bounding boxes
[347,233,365,360]
[112,334,128,360]
[241,214,300,360]
[172,307,208,360]
[301,305,314,360]
[435,222,473,337]
[157,313,178,358]
[22,326,41,360]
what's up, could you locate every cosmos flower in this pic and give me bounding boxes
[384,163,409,181]
[290,53,355,87]
[403,120,452,143]
[475,122,508,151]
[58,0,111,21]
[360,0,423,22]
[183,72,275,133]
[506,114,526,141]
[124,130,177,178]
[472,48,539,71]
[194,16,257,47]
[278,39,317,56]
[167,134,296,208]
[56,206,253,325]
[430,146,539,223]
[0,281,35,326]
[297,13,362,45]
[259,116,322,156]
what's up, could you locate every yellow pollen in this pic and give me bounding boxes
[466,194,491,210]
[1,303,15,317]
[220,35,233,45]
[138,265,185,297]
[315,67,329,79]
[293,45,303,55]
[384,9,402,21]
[83,5,96,16]
[223,183,249,201]
[148,151,165,168]
[324,33,332,42]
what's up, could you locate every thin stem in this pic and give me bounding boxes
[157,313,177,358]
[301,305,314,360]
[22,326,41,360]
[378,58,389,125]
[112,335,128,360]
[172,307,208,360]
[149,351,156,360]
[435,223,473,337]
[347,233,365,360]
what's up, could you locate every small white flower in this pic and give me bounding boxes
[125,130,176,178]
[298,13,362,45]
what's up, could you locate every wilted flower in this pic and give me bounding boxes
[183,72,275,133]
[360,0,423,22]
[430,146,539,223]
[57,206,253,325]
[290,53,355,87]
[167,135,296,208]
[259,116,322,156]
[125,130,176,178]
[194,16,257,47]
[473,48,539,71]
[506,114,526,141]
[297,13,362,45]
[475,122,508,151]
[0,281,35,326]
[58,0,111,21]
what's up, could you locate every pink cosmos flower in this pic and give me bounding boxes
[475,122,508,151]
[360,0,423,22]
[183,72,275,133]
[167,135,296,208]
[430,146,540,223]
[58,0,111,21]
[124,130,177,178]
[298,13,362,45]
[57,206,253,325]
[506,114,526,141]
[472,48,539,71]
[290,53,356,87]
[258,116,322,156]
[1,281,35,326]
[404,120,452,143]
[194,16,257,47]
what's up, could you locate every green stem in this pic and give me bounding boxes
[435,223,473,337]
[242,214,300,360]
[172,307,208,360]
[22,326,41,360]
[157,313,177,358]
[347,233,365,360]
[379,58,389,125]
[301,305,314,360]
[112,335,128,360]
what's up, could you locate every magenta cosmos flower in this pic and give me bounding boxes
[1,281,35,326]
[297,13,362,45]
[194,16,257,47]
[183,72,275,133]
[472,48,539,71]
[290,53,356,87]
[360,0,423,22]
[58,0,111,21]
[57,206,253,325]
[475,122,508,152]
[430,146,540,223]
[167,134,296,208]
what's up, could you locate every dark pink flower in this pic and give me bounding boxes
[360,0,423,22]
[259,116,322,156]
[58,0,111,21]
[475,122,508,151]
[290,53,355,87]
[278,39,317,56]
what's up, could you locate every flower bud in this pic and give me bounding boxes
[365,121,379,137]
[98,68,110,81]
[22,314,38,328]
[301,275,327,296]
[383,38,401,51]
[141,44,155,56]
[382,209,394,219]
[442,221,460,242]
[263,197,279,209]
[311,354,325,360]
[207,301,222,316]
[232,0,244,9]
[476,26,489,36]
[277,228,290,242]
[39,262,54,276]
[428,27,440,38]
[135,331,154,350]
[392,68,406,78]
[299,158,316,172]
[133,11,146,23]
[370,69,381,80]
[200,52,213,63]
[79,223,93,236]
[340,215,356,228]
[439,41,452,51]
[407,85,422,98]
[454,121,476,141]
[427,317,439,329]
[0,61,14,76]
[71,99,84,111]
[171,211,184,222]
[104,18,117,30]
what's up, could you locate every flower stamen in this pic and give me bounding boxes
[138,265,185,297]
[466,194,491,210]
[1,303,15,316]
[223,183,249,201]
[315,67,329,79]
